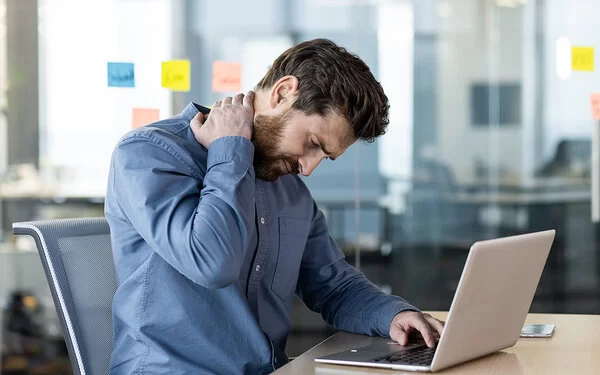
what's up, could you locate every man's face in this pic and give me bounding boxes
[252,109,355,182]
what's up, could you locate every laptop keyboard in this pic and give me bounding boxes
[372,346,437,366]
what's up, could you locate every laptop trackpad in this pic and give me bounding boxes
[322,340,428,362]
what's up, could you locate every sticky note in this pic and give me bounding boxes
[572,47,594,71]
[107,62,135,87]
[162,60,190,91]
[212,61,242,92]
[132,108,160,129]
[592,94,600,120]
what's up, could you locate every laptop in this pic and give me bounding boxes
[315,230,555,372]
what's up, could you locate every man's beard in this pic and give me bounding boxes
[252,112,299,182]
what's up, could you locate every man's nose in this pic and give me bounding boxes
[298,156,322,176]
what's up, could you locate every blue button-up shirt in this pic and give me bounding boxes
[105,102,417,374]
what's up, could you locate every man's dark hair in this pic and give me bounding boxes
[256,38,389,143]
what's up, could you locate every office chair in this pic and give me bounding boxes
[536,138,591,177]
[12,217,116,375]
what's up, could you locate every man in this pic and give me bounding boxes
[105,38,443,374]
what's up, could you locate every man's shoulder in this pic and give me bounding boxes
[119,115,190,145]
[113,116,207,177]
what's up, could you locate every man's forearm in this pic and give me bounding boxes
[303,261,418,337]
[113,134,256,289]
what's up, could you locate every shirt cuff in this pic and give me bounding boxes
[377,299,421,337]
[207,136,254,171]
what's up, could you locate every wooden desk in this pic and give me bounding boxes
[274,312,600,374]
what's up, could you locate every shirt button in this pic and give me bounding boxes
[260,217,265,224]
[255,265,261,272]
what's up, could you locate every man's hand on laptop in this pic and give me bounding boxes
[389,311,445,348]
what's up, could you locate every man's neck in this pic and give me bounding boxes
[252,89,270,117]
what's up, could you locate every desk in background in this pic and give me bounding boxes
[275,311,600,374]
[0,192,105,243]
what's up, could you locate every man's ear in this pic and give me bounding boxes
[268,75,299,109]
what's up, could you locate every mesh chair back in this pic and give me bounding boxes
[13,217,116,375]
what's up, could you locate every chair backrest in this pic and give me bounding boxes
[12,217,116,375]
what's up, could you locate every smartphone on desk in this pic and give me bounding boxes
[520,324,556,337]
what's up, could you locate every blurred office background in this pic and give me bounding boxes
[1,0,600,373]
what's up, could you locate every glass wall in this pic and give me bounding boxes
[1,0,599,371]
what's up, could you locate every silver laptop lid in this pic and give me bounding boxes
[431,229,555,371]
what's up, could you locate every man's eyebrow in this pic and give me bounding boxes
[317,136,336,161]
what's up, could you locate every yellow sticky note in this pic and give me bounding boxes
[212,61,242,92]
[591,94,600,120]
[132,108,160,129]
[572,46,594,71]
[162,60,191,91]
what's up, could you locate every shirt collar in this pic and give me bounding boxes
[181,102,211,122]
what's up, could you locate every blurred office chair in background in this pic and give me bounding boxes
[12,218,116,375]
[536,139,591,178]
[403,147,460,247]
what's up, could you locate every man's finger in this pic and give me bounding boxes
[190,113,204,129]
[425,316,445,338]
[243,90,255,109]
[213,100,222,108]
[390,325,409,346]
[222,96,233,105]
[412,317,437,348]
[232,93,244,106]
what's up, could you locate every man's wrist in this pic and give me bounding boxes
[207,136,255,171]
[375,300,420,336]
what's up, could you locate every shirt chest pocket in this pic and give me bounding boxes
[271,217,311,301]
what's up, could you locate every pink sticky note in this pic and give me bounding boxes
[132,108,160,129]
[592,94,600,120]
[212,61,242,92]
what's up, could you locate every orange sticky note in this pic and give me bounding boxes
[592,94,600,120]
[132,108,160,129]
[212,61,242,92]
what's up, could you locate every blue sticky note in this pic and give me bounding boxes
[107,62,135,87]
